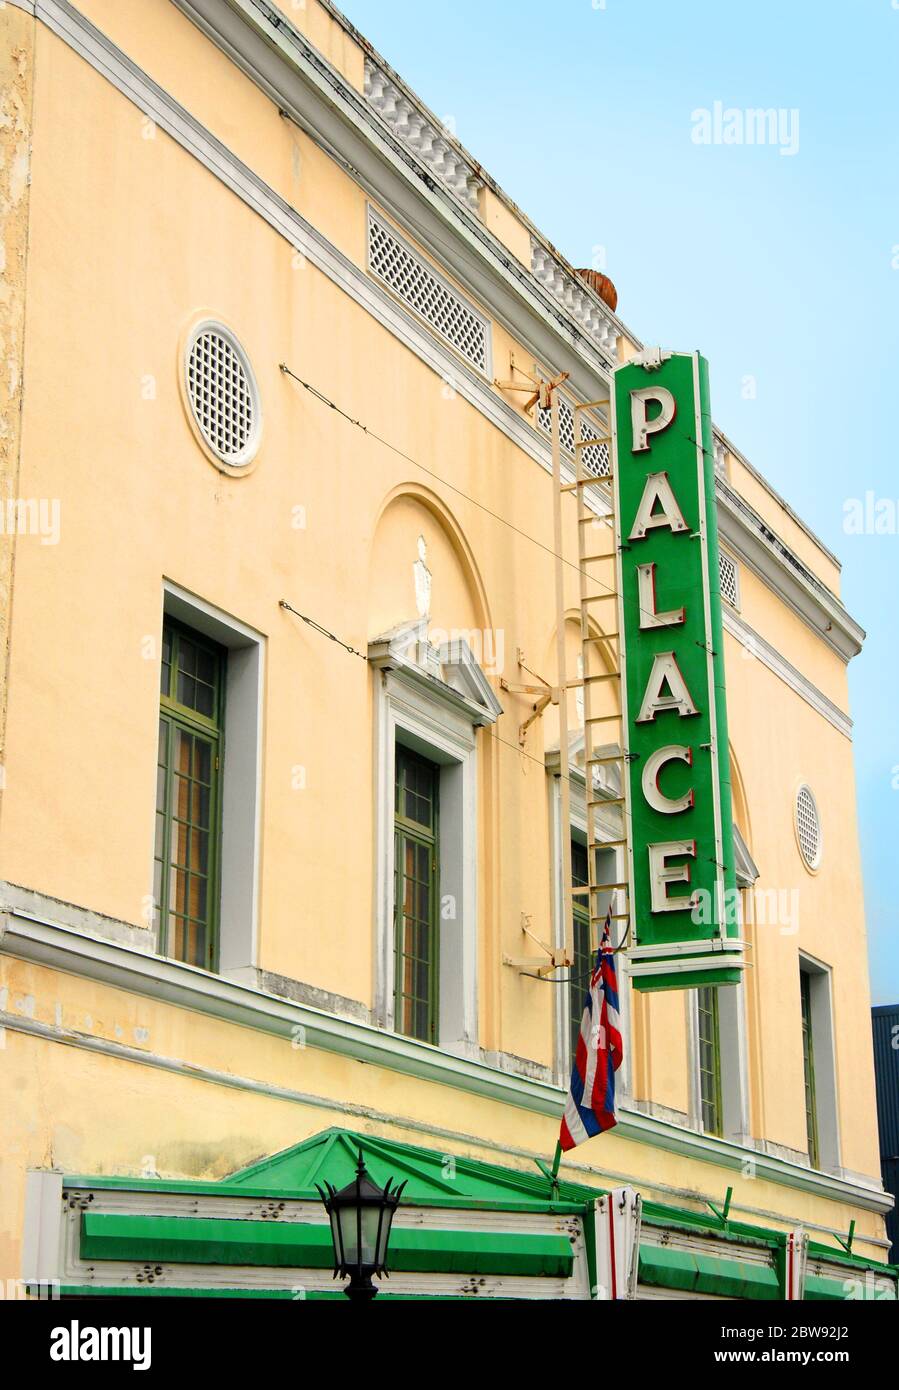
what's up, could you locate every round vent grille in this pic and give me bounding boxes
[795,785,822,871]
[184,322,260,467]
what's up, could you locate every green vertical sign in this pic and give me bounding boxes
[611,351,742,991]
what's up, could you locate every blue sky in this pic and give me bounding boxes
[342,0,899,1003]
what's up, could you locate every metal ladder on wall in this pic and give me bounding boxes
[497,363,632,975]
[557,388,632,959]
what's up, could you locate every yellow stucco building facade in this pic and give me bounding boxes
[0,0,893,1301]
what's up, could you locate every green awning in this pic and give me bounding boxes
[639,1244,780,1300]
[80,1212,574,1279]
[58,1127,897,1301]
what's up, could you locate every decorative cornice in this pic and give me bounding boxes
[363,58,481,212]
[530,239,619,360]
[0,905,891,1216]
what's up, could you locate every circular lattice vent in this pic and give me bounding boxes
[795,785,822,871]
[184,321,260,467]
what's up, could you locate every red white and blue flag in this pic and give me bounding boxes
[559,913,623,1151]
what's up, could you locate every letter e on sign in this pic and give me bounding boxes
[648,841,696,912]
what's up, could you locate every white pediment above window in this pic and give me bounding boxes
[734,825,760,890]
[545,731,623,799]
[368,620,503,727]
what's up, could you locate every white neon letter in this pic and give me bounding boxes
[636,652,699,722]
[648,840,696,912]
[628,472,689,541]
[642,745,694,814]
[630,386,676,452]
[637,562,685,629]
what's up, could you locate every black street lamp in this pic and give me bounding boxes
[317,1150,406,1300]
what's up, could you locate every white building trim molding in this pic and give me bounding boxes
[0,905,891,1216]
[717,481,864,663]
[722,608,853,739]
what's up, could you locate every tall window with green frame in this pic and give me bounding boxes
[568,840,592,1062]
[697,986,723,1136]
[155,620,225,970]
[394,746,439,1044]
[800,971,820,1167]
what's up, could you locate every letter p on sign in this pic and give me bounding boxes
[630,387,676,452]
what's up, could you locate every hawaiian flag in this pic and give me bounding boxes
[559,913,623,1151]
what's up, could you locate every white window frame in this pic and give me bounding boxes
[798,951,842,1173]
[686,825,757,1142]
[160,581,265,983]
[371,631,497,1058]
[687,970,751,1145]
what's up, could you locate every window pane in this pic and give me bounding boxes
[193,680,215,718]
[179,636,198,677]
[393,745,439,1043]
[160,631,172,696]
[177,671,198,710]
[192,739,211,783]
[800,973,819,1166]
[195,647,216,685]
[567,839,593,1062]
[164,624,222,721]
[394,824,437,1044]
[697,987,722,1137]
[157,627,222,970]
[396,747,436,831]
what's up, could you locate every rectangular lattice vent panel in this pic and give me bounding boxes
[537,396,610,477]
[368,209,489,373]
[719,551,740,608]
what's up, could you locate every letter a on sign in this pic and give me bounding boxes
[610,351,742,991]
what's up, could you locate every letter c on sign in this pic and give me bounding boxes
[641,745,694,814]
[630,387,676,452]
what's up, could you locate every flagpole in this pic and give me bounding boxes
[535,1140,564,1196]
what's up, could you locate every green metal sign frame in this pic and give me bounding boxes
[611,351,742,991]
